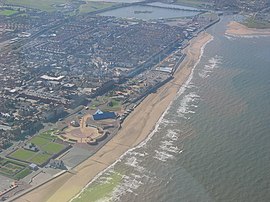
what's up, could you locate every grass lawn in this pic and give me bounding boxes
[38,129,58,141]
[243,17,270,29]
[103,99,122,111]
[30,136,50,147]
[29,153,51,165]
[41,142,65,154]
[5,162,24,171]
[7,130,66,167]
[72,172,122,202]
[90,96,109,109]
[5,0,67,12]
[79,1,117,14]
[10,149,36,161]
[0,9,18,16]
[0,158,7,165]
[0,158,30,179]
[14,168,32,180]
[0,166,15,176]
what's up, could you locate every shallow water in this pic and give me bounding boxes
[99,5,200,20]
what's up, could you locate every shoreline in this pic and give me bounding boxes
[14,32,213,202]
[225,21,270,36]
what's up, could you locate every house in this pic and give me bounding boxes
[24,143,39,152]
[49,159,65,169]
[29,163,38,171]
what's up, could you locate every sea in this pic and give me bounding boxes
[72,16,270,202]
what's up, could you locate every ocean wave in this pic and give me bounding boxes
[160,140,180,153]
[160,118,177,125]
[125,156,145,173]
[153,128,182,163]
[165,129,180,141]
[198,55,222,79]
[177,92,200,118]
[224,35,236,41]
[154,150,175,162]
[110,173,144,200]
[186,82,198,89]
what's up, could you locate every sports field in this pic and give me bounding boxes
[9,148,36,161]
[8,130,67,166]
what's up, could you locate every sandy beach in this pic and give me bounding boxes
[14,32,213,202]
[226,21,270,36]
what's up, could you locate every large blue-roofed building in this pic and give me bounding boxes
[92,109,116,121]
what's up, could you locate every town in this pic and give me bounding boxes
[2,0,267,200]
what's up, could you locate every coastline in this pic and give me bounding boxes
[14,32,213,202]
[226,21,270,36]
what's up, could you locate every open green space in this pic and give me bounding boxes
[30,136,64,154]
[72,172,122,202]
[30,136,50,147]
[8,129,67,166]
[41,142,65,154]
[5,162,24,171]
[90,96,109,109]
[13,168,32,180]
[29,152,51,165]
[243,17,270,29]
[79,1,117,14]
[0,157,31,179]
[5,0,67,12]
[9,148,36,161]
[0,9,18,16]
[103,99,121,111]
[38,129,58,140]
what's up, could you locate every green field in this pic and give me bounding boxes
[79,1,117,14]
[30,132,65,154]
[10,148,36,161]
[41,142,65,154]
[5,0,67,12]
[29,152,51,165]
[0,9,18,16]
[39,129,57,139]
[104,99,121,111]
[72,172,122,202]
[30,136,50,147]
[243,17,270,29]
[90,96,109,109]
[0,158,31,179]
[8,130,67,166]
[9,148,51,165]
[13,168,32,180]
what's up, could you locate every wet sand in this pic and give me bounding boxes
[14,32,213,202]
[226,21,270,36]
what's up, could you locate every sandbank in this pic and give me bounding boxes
[226,21,270,36]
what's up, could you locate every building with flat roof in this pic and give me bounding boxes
[92,109,116,121]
